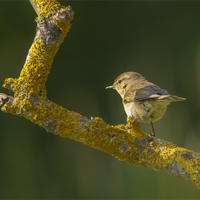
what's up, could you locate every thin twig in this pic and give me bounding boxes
[29,0,40,16]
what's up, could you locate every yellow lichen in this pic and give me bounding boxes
[140,141,176,168]
[33,0,63,18]
[2,0,200,189]
[150,142,154,146]
[21,99,34,111]
[4,39,60,98]
[54,12,73,41]
[126,117,147,140]
[174,148,199,186]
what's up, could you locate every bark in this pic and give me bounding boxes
[0,0,199,189]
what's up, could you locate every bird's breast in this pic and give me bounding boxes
[123,99,168,123]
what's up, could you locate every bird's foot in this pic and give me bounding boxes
[149,132,155,137]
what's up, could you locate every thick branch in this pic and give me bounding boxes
[1,92,200,187]
[1,0,200,189]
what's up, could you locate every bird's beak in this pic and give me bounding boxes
[105,85,114,89]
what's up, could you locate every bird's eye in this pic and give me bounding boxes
[118,80,122,84]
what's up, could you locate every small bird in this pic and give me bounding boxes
[106,72,186,136]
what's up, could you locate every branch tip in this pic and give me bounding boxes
[0,93,9,107]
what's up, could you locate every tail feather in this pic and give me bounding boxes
[157,95,186,102]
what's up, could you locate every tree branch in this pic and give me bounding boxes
[29,0,40,16]
[1,0,200,189]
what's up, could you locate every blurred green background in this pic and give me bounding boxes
[0,0,200,199]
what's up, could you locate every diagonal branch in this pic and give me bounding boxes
[29,0,40,15]
[1,0,200,189]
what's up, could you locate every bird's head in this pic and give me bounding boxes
[106,72,145,98]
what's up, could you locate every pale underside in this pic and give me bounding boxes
[123,99,170,123]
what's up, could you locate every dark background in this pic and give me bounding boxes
[0,0,200,199]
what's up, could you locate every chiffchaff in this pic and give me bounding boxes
[106,71,186,136]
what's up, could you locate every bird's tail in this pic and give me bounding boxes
[157,95,186,102]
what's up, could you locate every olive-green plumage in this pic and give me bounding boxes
[106,72,186,135]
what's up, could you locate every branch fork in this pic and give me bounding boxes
[1,0,200,189]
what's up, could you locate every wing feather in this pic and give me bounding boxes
[123,85,168,103]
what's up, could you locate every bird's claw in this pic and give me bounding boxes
[149,132,155,137]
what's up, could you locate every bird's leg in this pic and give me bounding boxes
[149,122,155,137]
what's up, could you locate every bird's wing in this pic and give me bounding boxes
[124,85,168,103]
